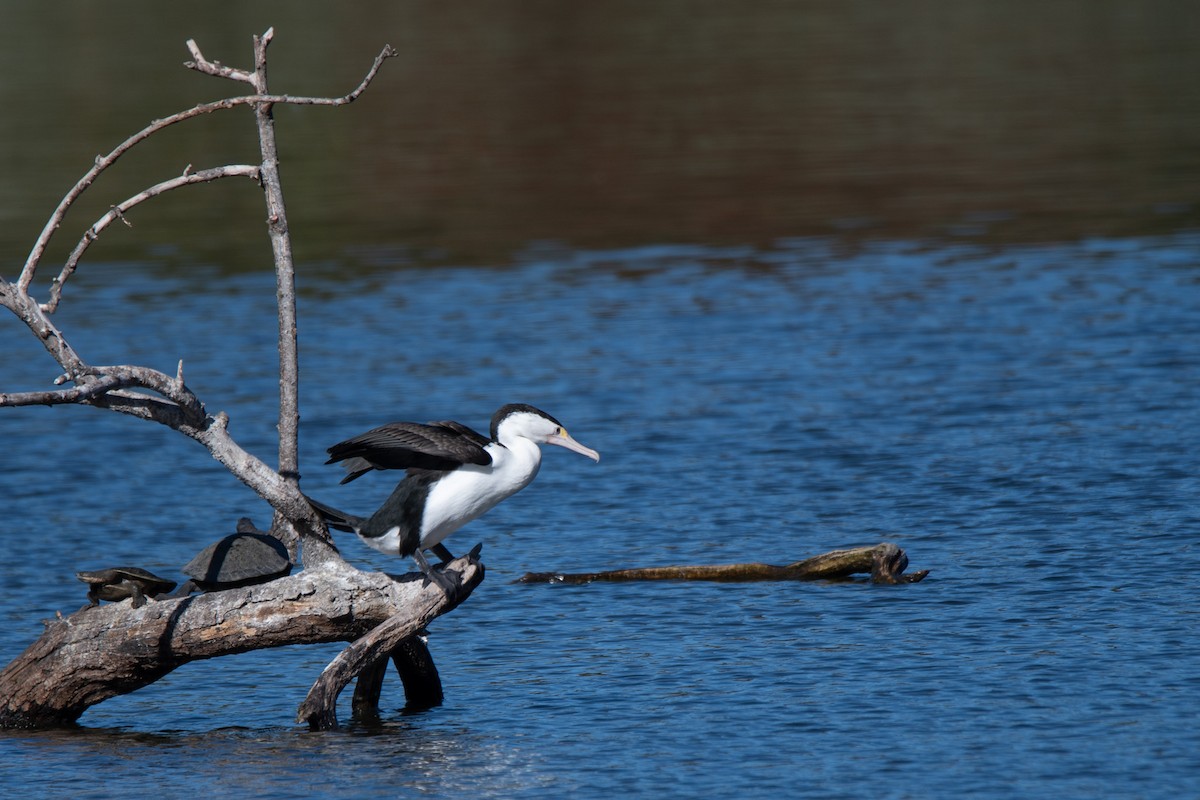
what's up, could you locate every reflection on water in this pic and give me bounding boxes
[0,1,1198,271]
[1,721,557,797]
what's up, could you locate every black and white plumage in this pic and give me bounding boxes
[308,404,600,591]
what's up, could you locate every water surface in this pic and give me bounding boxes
[4,236,1199,798]
[2,3,1199,799]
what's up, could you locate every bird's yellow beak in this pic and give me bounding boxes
[547,428,600,462]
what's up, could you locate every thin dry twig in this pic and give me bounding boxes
[45,165,261,312]
[18,41,397,295]
[185,36,256,84]
[0,374,131,407]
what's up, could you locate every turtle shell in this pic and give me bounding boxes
[182,533,292,590]
[76,566,177,606]
[76,566,177,593]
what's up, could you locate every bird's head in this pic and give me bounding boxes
[492,404,601,461]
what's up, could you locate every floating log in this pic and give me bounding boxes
[517,542,928,585]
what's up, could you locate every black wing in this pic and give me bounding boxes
[326,420,493,483]
[425,419,492,449]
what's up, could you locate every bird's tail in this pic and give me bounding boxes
[304,494,364,534]
[332,456,375,485]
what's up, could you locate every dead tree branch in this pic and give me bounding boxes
[0,553,484,729]
[0,30,399,556]
[0,373,132,408]
[18,35,397,302]
[0,32,460,732]
[247,28,302,491]
[46,165,262,312]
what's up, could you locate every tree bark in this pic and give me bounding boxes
[517,543,928,585]
[0,553,483,729]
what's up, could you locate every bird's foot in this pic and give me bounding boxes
[413,549,457,596]
[428,568,458,595]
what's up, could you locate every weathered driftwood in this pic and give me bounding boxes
[517,543,928,585]
[0,553,483,730]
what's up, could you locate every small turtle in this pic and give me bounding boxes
[76,567,177,609]
[174,532,292,596]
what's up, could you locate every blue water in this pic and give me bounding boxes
[3,235,1200,798]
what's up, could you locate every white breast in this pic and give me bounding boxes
[418,438,543,550]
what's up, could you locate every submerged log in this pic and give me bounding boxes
[296,567,471,730]
[351,635,443,724]
[517,543,928,585]
[0,553,483,729]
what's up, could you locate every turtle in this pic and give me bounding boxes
[173,532,293,596]
[76,567,177,609]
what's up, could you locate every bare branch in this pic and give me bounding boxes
[0,32,426,730]
[0,271,334,559]
[0,276,89,377]
[185,37,255,84]
[86,364,206,420]
[0,33,395,563]
[239,30,305,490]
[18,43,397,292]
[0,374,131,407]
[0,360,203,437]
[82,388,337,561]
[297,553,483,730]
[44,165,261,312]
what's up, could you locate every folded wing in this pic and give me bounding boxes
[326,420,494,484]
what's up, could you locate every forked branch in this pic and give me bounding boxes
[17,34,397,302]
[1,31,399,547]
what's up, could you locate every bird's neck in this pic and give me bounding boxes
[489,437,543,490]
[415,437,543,549]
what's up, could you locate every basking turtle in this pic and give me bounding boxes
[76,567,177,609]
[174,532,292,596]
